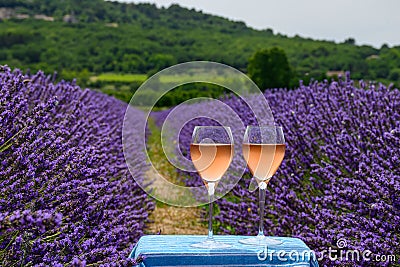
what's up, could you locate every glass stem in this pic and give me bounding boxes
[258,181,267,237]
[208,193,214,240]
[207,182,215,241]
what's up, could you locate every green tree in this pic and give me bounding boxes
[344,38,356,45]
[388,68,400,82]
[248,47,292,89]
[148,54,176,73]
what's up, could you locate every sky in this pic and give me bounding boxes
[116,0,400,48]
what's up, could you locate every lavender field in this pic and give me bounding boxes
[154,74,400,267]
[0,67,153,265]
[1,66,399,267]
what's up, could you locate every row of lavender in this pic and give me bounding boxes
[0,67,153,266]
[153,75,400,266]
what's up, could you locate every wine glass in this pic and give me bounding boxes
[190,126,234,249]
[239,126,285,246]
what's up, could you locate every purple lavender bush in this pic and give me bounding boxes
[155,74,400,266]
[0,66,154,266]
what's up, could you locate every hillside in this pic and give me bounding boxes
[1,0,400,88]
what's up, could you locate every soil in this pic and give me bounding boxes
[146,205,205,235]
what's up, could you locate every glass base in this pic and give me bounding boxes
[191,238,232,249]
[239,236,283,246]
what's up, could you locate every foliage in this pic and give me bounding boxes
[248,47,293,89]
[153,75,400,266]
[0,67,154,265]
[155,83,229,107]
[0,0,399,89]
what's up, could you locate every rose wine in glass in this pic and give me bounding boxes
[242,144,285,182]
[190,126,233,249]
[239,126,285,246]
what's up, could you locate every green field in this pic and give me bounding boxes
[91,73,148,83]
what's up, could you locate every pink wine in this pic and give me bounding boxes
[242,144,285,180]
[190,144,233,182]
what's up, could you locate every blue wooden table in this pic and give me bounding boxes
[130,235,319,266]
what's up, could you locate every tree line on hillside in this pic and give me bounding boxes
[1,18,399,83]
[0,0,399,106]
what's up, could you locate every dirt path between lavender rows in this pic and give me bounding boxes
[145,119,205,235]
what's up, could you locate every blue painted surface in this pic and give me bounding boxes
[130,235,319,267]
